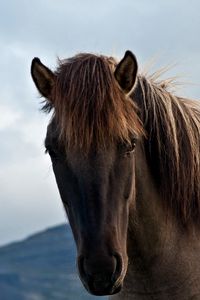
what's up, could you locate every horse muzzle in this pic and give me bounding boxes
[77,252,125,296]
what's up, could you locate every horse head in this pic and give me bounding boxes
[31,51,143,296]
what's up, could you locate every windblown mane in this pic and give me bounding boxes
[45,53,143,152]
[132,75,200,225]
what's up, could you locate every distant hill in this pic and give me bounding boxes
[0,224,107,300]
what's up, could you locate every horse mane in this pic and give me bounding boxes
[45,53,143,152]
[132,75,200,225]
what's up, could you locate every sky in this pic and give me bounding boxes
[0,0,200,246]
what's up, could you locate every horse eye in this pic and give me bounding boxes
[118,138,136,156]
[125,139,136,156]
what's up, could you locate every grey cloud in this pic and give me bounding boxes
[0,0,200,245]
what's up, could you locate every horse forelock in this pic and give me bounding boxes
[50,53,143,153]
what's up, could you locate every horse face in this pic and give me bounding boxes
[45,122,136,296]
[32,50,139,296]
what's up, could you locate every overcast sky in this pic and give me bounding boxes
[0,0,200,246]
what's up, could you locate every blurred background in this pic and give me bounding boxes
[0,1,200,299]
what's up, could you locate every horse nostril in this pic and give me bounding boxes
[112,253,123,283]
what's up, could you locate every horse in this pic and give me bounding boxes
[31,51,200,300]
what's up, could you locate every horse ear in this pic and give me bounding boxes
[31,58,55,98]
[114,50,138,93]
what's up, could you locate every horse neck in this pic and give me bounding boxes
[114,142,200,300]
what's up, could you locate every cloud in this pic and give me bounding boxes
[0,105,21,130]
[0,0,200,245]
